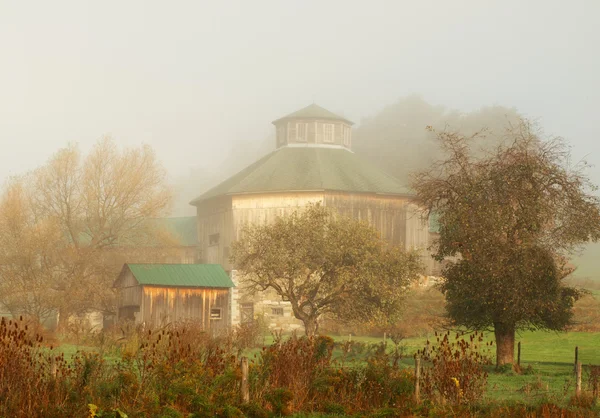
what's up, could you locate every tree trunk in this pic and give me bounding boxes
[303,316,319,337]
[494,322,515,367]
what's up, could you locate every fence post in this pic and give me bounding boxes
[383,332,387,347]
[576,362,582,398]
[517,342,521,367]
[241,356,249,403]
[50,356,57,378]
[575,346,579,373]
[414,355,421,404]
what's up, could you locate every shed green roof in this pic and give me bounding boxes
[190,146,412,204]
[124,264,234,288]
[272,104,353,125]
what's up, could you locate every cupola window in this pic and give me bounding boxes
[297,122,308,142]
[343,126,351,146]
[323,123,335,143]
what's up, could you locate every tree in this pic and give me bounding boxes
[230,204,423,336]
[412,120,600,366]
[0,138,173,327]
[353,95,522,185]
[0,180,63,326]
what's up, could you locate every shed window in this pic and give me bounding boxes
[323,123,334,143]
[271,307,284,316]
[210,308,222,320]
[209,233,220,246]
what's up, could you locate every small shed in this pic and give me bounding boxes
[114,263,234,330]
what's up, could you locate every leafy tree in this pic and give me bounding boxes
[412,120,600,366]
[0,138,174,328]
[230,204,422,336]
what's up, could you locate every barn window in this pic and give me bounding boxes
[271,307,284,316]
[323,123,334,143]
[209,233,220,246]
[210,308,222,320]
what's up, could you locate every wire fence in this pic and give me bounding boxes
[329,336,600,403]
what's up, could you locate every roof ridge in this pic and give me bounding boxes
[272,103,353,125]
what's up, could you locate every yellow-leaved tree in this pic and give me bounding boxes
[0,138,173,329]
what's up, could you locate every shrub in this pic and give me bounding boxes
[254,333,334,412]
[418,331,490,404]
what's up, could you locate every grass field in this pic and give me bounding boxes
[60,329,600,406]
[255,330,600,405]
[336,330,600,404]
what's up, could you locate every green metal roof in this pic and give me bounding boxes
[125,264,234,288]
[272,104,353,125]
[190,146,412,204]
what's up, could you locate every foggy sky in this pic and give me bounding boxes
[1,0,599,191]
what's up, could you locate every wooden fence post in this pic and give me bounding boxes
[50,356,57,378]
[592,366,600,399]
[241,357,249,403]
[383,332,387,347]
[414,356,421,404]
[576,362,582,398]
[575,346,579,373]
[517,342,521,367]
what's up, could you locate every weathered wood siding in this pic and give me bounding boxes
[231,192,325,239]
[196,191,433,274]
[196,195,233,267]
[323,192,410,247]
[116,270,143,321]
[139,286,230,330]
[197,192,324,270]
[116,270,230,330]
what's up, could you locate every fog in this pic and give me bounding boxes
[1,1,599,272]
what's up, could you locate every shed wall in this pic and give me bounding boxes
[116,270,143,322]
[139,286,230,331]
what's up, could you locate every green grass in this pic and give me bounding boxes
[55,329,600,405]
[259,330,600,404]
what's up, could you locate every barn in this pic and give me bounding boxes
[114,263,234,331]
[189,104,437,329]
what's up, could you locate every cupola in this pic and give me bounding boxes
[271,104,354,150]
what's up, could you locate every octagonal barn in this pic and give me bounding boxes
[190,104,433,327]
